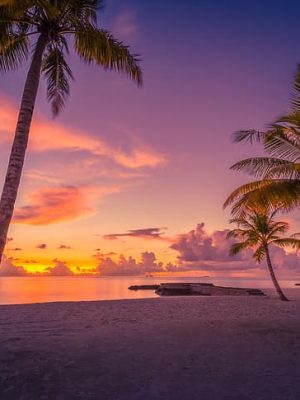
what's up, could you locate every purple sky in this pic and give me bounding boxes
[1,0,300,276]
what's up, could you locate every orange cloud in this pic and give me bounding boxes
[0,95,167,169]
[13,186,92,225]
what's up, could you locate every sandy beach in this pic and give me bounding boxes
[0,290,299,400]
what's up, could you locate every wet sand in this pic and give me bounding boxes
[0,289,299,400]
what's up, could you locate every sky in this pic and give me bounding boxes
[1,0,300,277]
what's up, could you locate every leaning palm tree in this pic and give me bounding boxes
[0,0,142,263]
[227,209,300,301]
[224,66,300,216]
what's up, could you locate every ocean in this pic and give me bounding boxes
[0,276,298,305]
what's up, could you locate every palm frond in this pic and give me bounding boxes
[74,25,142,85]
[73,0,102,24]
[228,218,256,230]
[226,228,250,239]
[230,157,291,178]
[225,179,300,217]
[292,64,300,112]
[232,130,265,144]
[42,44,74,115]
[264,124,300,162]
[1,0,142,97]
[253,244,266,262]
[224,180,273,209]
[290,232,300,238]
[268,208,281,220]
[271,238,300,249]
[56,0,102,26]
[264,162,300,179]
[267,221,289,238]
[276,112,300,129]
[229,241,251,256]
[229,195,266,219]
[0,33,28,71]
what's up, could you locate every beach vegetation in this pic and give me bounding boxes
[227,209,300,301]
[224,66,300,217]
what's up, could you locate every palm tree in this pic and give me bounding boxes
[227,209,300,301]
[224,66,300,216]
[0,0,142,263]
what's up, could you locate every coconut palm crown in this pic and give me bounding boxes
[224,65,300,216]
[0,0,142,263]
[0,0,142,114]
[227,209,300,301]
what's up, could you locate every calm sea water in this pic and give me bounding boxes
[0,276,298,305]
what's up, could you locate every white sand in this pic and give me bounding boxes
[0,289,299,400]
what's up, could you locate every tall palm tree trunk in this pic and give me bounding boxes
[265,245,289,301]
[0,34,48,264]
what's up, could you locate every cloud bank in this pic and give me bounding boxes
[97,223,300,275]
[170,223,300,273]
[0,257,29,276]
[0,257,75,276]
[44,259,74,276]
[96,251,168,276]
[1,223,300,277]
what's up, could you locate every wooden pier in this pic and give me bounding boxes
[129,283,265,296]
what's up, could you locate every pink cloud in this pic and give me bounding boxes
[170,223,300,273]
[13,186,92,225]
[171,223,252,263]
[0,96,166,170]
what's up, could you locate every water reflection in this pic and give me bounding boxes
[0,276,298,305]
